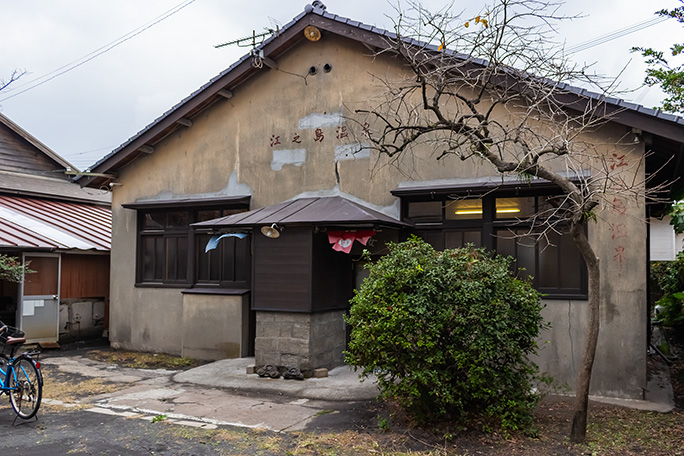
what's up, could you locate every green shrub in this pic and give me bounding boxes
[0,254,32,283]
[345,236,548,432]
[653,251,684,327]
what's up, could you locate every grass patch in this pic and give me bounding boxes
[86,349,202,370]
[42,374,124,405]
[584,407,684,454]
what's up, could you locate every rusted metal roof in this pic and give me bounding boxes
[0,195,111,251]
[193,195,405,229]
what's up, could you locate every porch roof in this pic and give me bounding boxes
[0,195,111,251]
[193,195,406,229]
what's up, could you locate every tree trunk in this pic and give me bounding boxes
[569,222,601,443]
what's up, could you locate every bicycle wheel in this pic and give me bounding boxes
[0,353,8,396]
[9,357,42,419]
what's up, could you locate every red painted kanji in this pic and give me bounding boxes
[336,126,348,139]
[269,134,281,147]
[609,153,628,171]
[612,196,627,215]
[608,222,628,240]
[314,128,325,142]
[362,122,371,137]
[613,245,625,264]
[292,132,302,144]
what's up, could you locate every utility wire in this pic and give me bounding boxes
[0,0,197,102]
[566,15,668,55]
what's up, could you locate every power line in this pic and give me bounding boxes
[0,0,197,102]
[566,15,669,55]
[69,145,118,157]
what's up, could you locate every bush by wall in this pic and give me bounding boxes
[345,236,548,432]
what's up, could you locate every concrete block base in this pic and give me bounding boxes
[255,310,346,372]
[313,368,328,378]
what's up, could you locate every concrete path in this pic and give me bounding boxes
[173,357,380,401]
[41,354,381,432]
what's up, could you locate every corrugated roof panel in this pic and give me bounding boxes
[0,219,64,249]
[1,197,110,248]
[0,195,111,251]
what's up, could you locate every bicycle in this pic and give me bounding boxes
[0,321,43,421]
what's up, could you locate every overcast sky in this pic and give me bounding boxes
[0,0,681,171]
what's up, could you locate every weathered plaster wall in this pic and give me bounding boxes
[181,293,250,360]
[108,196,184,355]
[534,123,648,400]
[108,33,649,398]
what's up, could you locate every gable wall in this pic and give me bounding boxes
[0,123,66,178]
[108,33,648,399]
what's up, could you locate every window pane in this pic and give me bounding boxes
[197,210,222,223]
[167,211,189,228]
[516,233,536,280]
[408,201,442,221]
[234,237,249,282]
[445,231,464,249]
[446,199,483,220]
[495,197,534,219]
[165,236,188,281]
[495,230,534,280]
[445,231,481,248]
[221,238,235,281]
[223,208,246,217]
[414,230,443,250]
[538,233,559,289]
[154,237,164,280]
[463,231,481,247]
[539,195,571,218]
[178,237,188,281]
[166,237,178,280]
[142,236,157,281]
[560,234,582,289]
[143,212,165,230]
[497,234,515,259]
[196,234,211,281]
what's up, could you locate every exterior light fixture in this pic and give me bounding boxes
[260,223,281,238]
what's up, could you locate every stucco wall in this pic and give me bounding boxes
[107,33,649,399]
[181,293,250,360]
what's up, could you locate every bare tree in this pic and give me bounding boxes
[353,0,657,442]
[0,69,26,95]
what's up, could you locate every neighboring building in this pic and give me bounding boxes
[0,113,111,343]
[76,4,684,400]
[650,216,684,260]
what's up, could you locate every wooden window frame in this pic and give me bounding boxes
[401,191,588,299]
[133,204,249,289]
